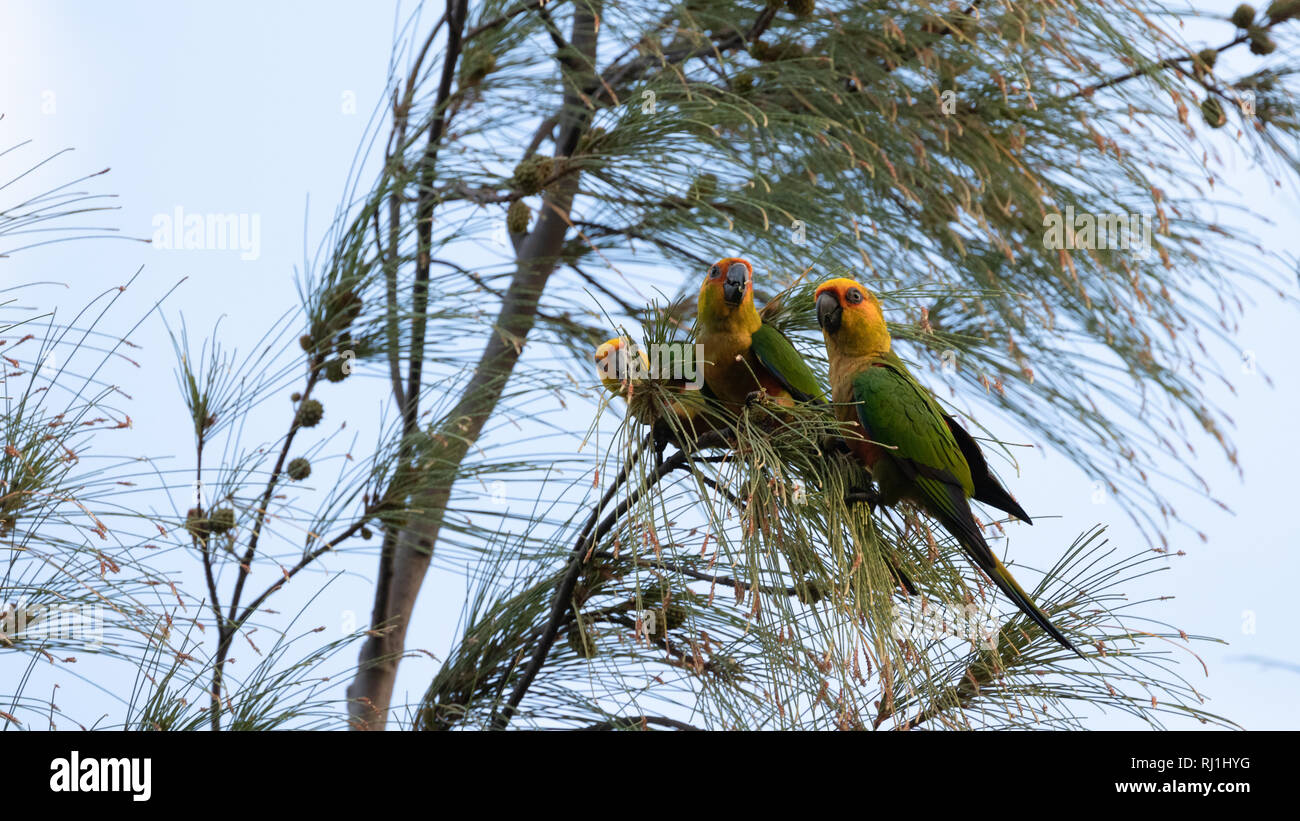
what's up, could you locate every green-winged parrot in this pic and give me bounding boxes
[696,257,825,409]
[814,276,1081,657]
[694,262,917,595]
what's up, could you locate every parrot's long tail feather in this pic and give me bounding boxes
[974,546,1083,658]
[930,482,1083,658]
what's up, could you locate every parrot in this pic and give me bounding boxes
[695,260,919,596]
[814,277,1082,657]
[695,257,825,409]
[594,335,651,405]
[593,335,701,424]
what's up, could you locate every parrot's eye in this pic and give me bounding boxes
[708,265,722,280]
[846,288,864,305]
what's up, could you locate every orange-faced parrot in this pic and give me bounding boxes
[815,277,1081,657]
[696,257,826,410]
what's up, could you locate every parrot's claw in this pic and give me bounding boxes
[744,389,769,408]
[847,485,881,506]
[826,436,851,456]
[815,435,850,461]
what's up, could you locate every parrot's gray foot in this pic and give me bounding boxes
[846,485,880,506]
[821,435,851,456]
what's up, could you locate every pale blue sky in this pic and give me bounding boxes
[2,1,1297,729]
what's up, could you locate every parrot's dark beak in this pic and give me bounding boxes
[816,291,842,334]
[722,263,747,306]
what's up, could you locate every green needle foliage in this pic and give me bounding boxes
[5,0,1297,730]
[371,0,1295,730]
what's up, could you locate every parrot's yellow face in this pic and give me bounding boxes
[594,336,649,393]
[814,277,890,356]
[593,336,627,364]
[697,257,754,320]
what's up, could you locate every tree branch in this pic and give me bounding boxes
[347,0,472,730]
[491,430,728,729]
[576,714,702,731]
[466,0,566,42]
[598,552,801,598]
[1068,18,1286,101]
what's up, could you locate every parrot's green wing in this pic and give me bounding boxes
[750,323,825,403]
[851,358,1081,656]
[850,360,973,502]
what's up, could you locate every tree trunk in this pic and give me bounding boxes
[346,1,601,729]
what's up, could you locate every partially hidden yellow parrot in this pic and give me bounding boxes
[814,277,1082,657]
[593,335,700,426]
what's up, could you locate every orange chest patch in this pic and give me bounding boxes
[846,421,886,467]
[755,367,795,404]
[704,343,792,406]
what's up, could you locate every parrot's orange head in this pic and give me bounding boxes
[698,258,755,322]
[815,278,890,356]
